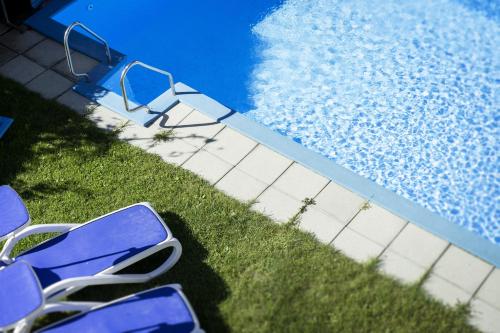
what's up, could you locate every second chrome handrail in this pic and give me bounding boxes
[64,22,111,80]
[120,60,176,113]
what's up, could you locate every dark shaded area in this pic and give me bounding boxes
[0,76,114,188]
[72,212,230,332]
[1,0,37,25]
[0,76,229,332]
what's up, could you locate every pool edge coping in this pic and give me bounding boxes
[173,82,500,268]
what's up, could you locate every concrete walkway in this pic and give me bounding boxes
[0,24,498,333]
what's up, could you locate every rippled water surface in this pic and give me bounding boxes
[246,0,499,243]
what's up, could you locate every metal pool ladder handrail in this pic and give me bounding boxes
[120,60,176,113]
[64,22,111,80]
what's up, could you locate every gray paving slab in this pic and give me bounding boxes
[86,105,127,131]
[387,223,448,268]
[236,144,292,184]
[158,103,194,128]
[172,110,225,148]
[0,55,45,84]
[26,69,73,99]
[470,298,500,333]
[53,52,99,80]
[431,245,492,294]
[379,249,426,284]
[475,268,500,311]
[0,23,9,35]
[183,149,233,184]
[56,90,97,115]
[0,44,16,66]
[349,204,407,247]
[204,126,258,165]
[273,162,329,201]
[25,38,67,68]
[0,29,44,53]
[148,137,199,166]
[299,206,344,244]
[332,227,385,262]
[314,181,367,223]
[216,167,268,202]
[423,273,471,305]
[253,186,303,223]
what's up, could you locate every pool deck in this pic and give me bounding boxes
[0,25,499,333]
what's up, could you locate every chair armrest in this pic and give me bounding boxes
[0,224,79,263]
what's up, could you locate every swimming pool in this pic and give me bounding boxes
[27,1,498,257]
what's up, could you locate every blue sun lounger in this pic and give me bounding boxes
[0,116,13,139]
[0,185,31,242]
[0,261,203,333]
[0,201,182,300]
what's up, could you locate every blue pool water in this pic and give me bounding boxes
[28,0,499,245]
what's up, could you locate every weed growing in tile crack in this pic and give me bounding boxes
[110,120,131,137]
[153,129,176,144]
[287,197,316,227]
[364,257,382,271]
[361,202,372,210]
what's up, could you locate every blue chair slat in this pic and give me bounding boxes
[0,185,30,238]
[0,261,43,329]
[39,286,196,333]
[17,204,169,288]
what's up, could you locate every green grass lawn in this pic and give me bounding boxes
[0,75,477,332]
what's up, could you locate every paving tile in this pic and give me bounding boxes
[53,52,99,80]
[26,70,73,99]
[379,249,426,284]
[183,149,233,184]
[237,144,292,184]
[314,182,367,223]
[0,29,44,53]
[0,23,9,35]
[204,127,258,165]
[0,44,16,66]
[147,137,199,166]
[25,38,66,68]
[215,167,268,202]
[470,298,500,333]
[349,204,407,247]
[56,90,97,115]
[431,245,492,294]
[476,268,500,310]
[119,124,157,150]
[0,55,44,84]
[273,163,329,201]
[424,274,471,305]
[387,223,448,268]
[87,105,127,131]
[332,227,384,262]
[299,206,344,244]
[154,103,193,128]
[172,110,225,148]
[253,187,303,223]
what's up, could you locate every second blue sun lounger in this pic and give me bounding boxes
[0,261,203,333]
[0,185,30,241]
[36,285,204,333]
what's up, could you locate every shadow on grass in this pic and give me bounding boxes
[0,77,230,331]
[67,211,230,332]
[0,76,114,186]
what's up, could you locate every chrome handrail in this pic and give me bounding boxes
[120,60,176,113]
[63,22,111,80]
